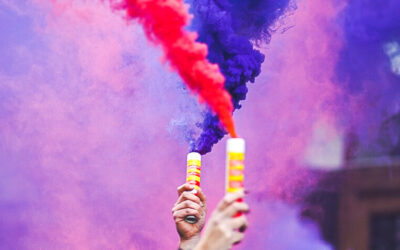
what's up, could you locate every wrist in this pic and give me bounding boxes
[179,235,201,250]
[192,239,207,250]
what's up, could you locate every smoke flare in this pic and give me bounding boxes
[121,0,237,137]
[187,0,292,154]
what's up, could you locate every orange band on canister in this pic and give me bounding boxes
[226,138,245,217]
[187,152,201,192]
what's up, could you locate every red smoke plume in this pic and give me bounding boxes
[121,0,237,137]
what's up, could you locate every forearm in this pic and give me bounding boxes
[179,235,201,250]
[192,240,207,250]
[192,234,222,250]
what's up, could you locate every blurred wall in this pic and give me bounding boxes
[338,166,400,250]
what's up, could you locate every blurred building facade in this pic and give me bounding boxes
[303,114,400,250]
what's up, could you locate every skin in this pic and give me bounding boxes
[194,191,249,250]
[172,183,207,249]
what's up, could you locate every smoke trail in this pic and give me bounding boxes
[334,0,400,158]
[0,1,193,248]
[0,0,337,249]
[120,0,237,137]
[187,0,293,154]
[245,200,332,250]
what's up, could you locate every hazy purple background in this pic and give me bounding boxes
[3,0,399,249]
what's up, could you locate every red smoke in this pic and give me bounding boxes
[121,0,237,137]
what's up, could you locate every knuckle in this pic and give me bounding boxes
[185,200,196,208]
[210,218,219,227]
[183,192,191,199]
[222,197,230,207]
[222,228,231,239]
[195,204,201,211]
[236,202,246,210]
[177,185,185,194]
[232,202,240,210]
[191,200,199,207]
[223,196,230,204]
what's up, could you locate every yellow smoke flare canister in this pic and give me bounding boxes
[226,138,245,216]
[184,152,201,224]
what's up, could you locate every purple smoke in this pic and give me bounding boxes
[0,1,337,249]
[186,0,293,154]
[8,0,400,249]
[334,0,400,158]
